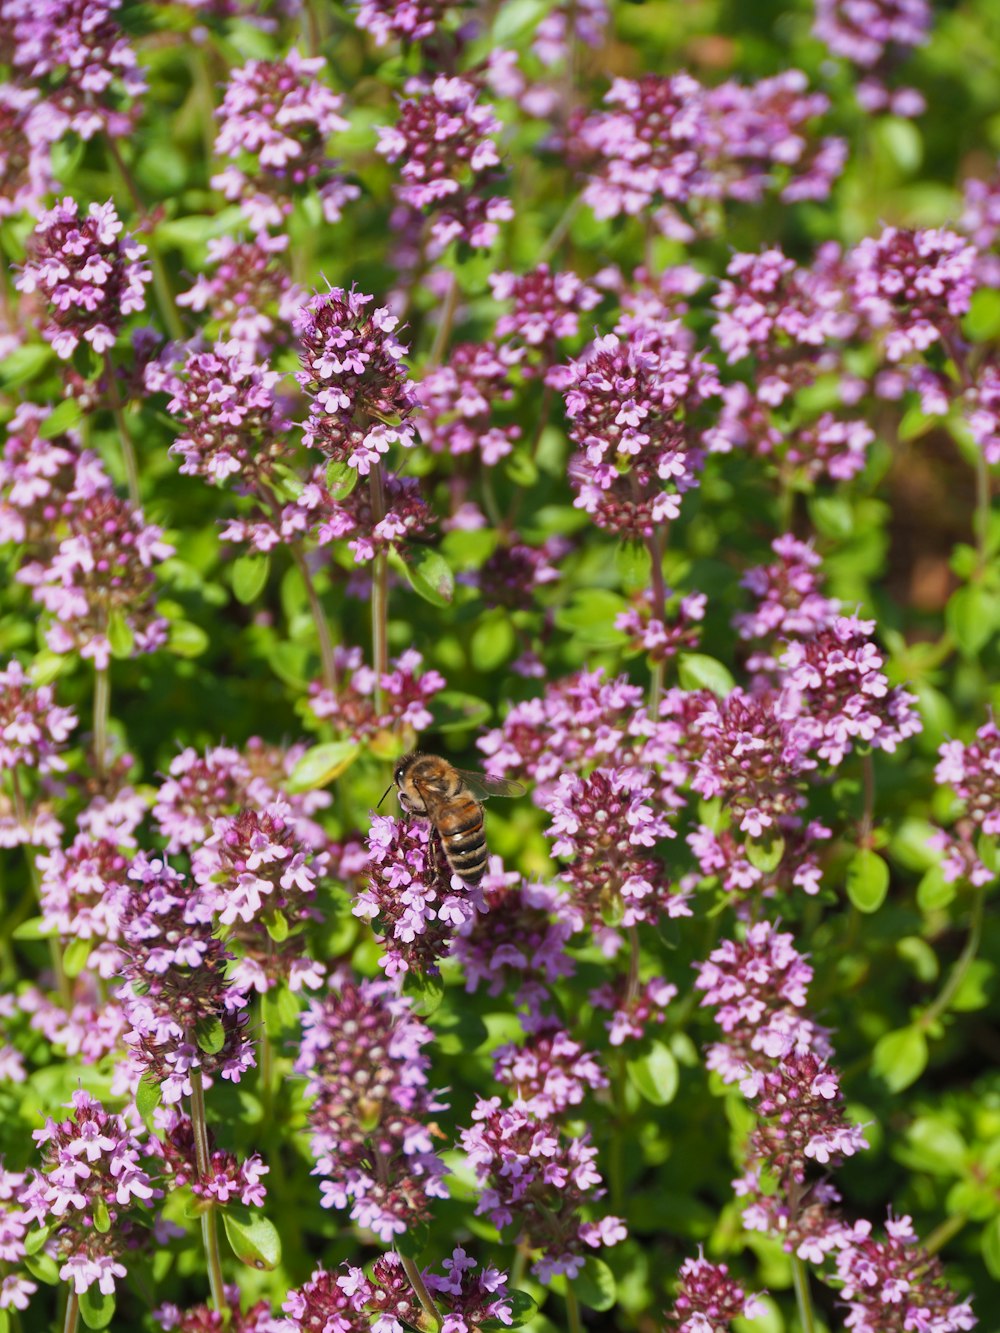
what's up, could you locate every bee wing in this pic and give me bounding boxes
[453,769,527,801]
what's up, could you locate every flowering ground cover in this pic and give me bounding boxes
[0,1,998,1330]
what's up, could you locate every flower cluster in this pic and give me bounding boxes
[834,1213,977,1333]
[117,853,255,1102]
[932,717,1000,886]
[354,0,452,47]
[176,233,304,359]
[37,832,130,976]
[493,1025,607,1115]
[307,647,444,743]
[814,0,931,113]
[21,1090,158,1295]
[212,49,355,230]
[664,1254,765,1332]
[152,1108,268,1209]
[460,1095,625,1279]
[0,402,109,547]
[296,287,416,473]
[0,85,52,220]
[16,198,150,359]
[414,341,522,465]
[489,264,601,372]
[296,978,449,1241]
[3,0,145,140]
[0,658,77,775]
[376,76,512,253]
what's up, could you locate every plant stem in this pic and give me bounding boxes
[93,665,110,780]
[859,750,875,846]
[369,464,389,711]
[63,1289,80,1333]
[259,994,273,1118]
[398,1251,442,1329]
[289,543,338,692]
[919,886,986,1031]
[104,135,185,343]
[973,445,992,578]
[427,271,459,368]
[625,923,641,1004]
[791,1255,817,1333]
[104,354,141,507]
[644,526,668,712]
[190,1067,229,1319]
[565,1283,583,1333]
[539,194,581,264]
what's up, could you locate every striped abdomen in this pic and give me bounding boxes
[434,793,488,885]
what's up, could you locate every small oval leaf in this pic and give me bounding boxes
[222,1207,282,1270]
[626,1040,679,1106]
[286,740,360,793]
[846,849,890,914]
[231,553,271,605]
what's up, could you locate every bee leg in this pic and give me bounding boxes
[428,830,444,881]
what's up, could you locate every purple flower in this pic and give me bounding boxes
[589,975,677,1046]
[24,1089,160,1294]
[616,591,706,664]
[16,198,150,360]
[151,1108,268,1208]
[295,977,449,1242]
[489,264,600,372]
[561,331,719,537]
[18,491,173,670]
[307,647,444,743]
[835,1213,976,1333]
[3,0,145,140]
[156,1289,283,1332]
[277,463,433,561]
[176,233,305,359]
[0,1167,37,1313]
[117,853,255,1103]
[281,1265,370,1331]
[424,1247,515,1333]
[814,0,931,69]
[850,226,978,362]
[295,286,416,474]
[0,402,111,547]
[493,1025,607,1115]
[376,76,512,253]
[460,1096,625,1279]
[664,1254,765,1331]
[0,86,52,220]
[414,341,522,466]
[742,1051,868,1178]
[0,658,76,775]
[212,49,355,230]
[37,833,129,975]
[157,343,292,486]
[353,0,454,46]
[542,766,689,929]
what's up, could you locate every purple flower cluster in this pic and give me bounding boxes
[814,0,931,113]
[0,658,77,775]
[489,264,601,373]
[664,1254,765,1332]
[152,1108,268,1209]
[307,647,444,743]
[22,1090,159,1295]
[0,85,52,220]
[414,341,522,466]
[16,198,150,359]
[376,76,512,253]
[295,287,416,474]
[460,1095,625,1280]
[353,0,452,47]
[492,1024,607,1115]
[177,234,305,359]
[117,853,255,1103]
[295,977,449,1241]
[212,49,355,230]
[932,717,1000,886]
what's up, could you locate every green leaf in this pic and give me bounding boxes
[38,397,83,439]
[404,549,455,608]
[809,494,854,540]
[746,835,785,875]
[626,1041,679,1106]
[916,866,956,913]
[93,1196,111,1234]
[24,1225,51,1256]
[222,1207,282,1270]
[554,589,629,647]
[79,1287,116,1330]
[325,460,359,500]
[965,287,1000,343]
[136,1074,162,1130]
[471,610,516,669]
[195,1017,225,1055]
[62,936,92,978]
[484,1290,536,1330]
[846,849,890,914]
[167,620,210,658]
[946,585,999,658]
[872,1026,928,1092]
[231,553,270,604]
[396,1219,430,1258]
[505,450,539,487]
[983,1215,1000,1280]
[615,541,652,589]
[263,909,290,943]
[677,653,735,697]
[874,116,923,174]
[0,342,51,389]
[107,609,135,660]
[432,690,492,734]
[286,740,360,792]
[573,1257,617,1311]
[0,1307,8,1333]
[12,916,56,941]
[262,984,301,1035]
[24,1251,60,1285]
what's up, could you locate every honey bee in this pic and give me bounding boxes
[379,751,525,886]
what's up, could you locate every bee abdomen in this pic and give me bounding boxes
[440,823,488,885]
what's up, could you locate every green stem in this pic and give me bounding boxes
[427,271,459,367]
[973,444,992,579]
[105,135,185,343]
[645,526,668,713]
[923,1211,969,1254]
[398,1251,442,1329]
[565,1283,583,1333]
[859,750,875,846]
[190,1067,229,1319]
[93,665,110,780]
[369,464,389,711]
[63,1289,80,1333]
[104,355,141,507]
[289,543,338,692]
[919,886,986,1031]
[791,1255,817,1333]
[625,923,641,1004]
[538,194,581,264]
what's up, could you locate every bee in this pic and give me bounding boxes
[379,751,525,886]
